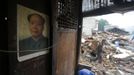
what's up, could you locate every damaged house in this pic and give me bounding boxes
[2,0,134,75]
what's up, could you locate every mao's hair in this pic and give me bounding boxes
[27,13,45,24]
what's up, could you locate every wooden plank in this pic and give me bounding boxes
[55,30,77,75]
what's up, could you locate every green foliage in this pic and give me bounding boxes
[98,19,109,31]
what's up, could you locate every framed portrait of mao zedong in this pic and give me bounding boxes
[17,4,49,62]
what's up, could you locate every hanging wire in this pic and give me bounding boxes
[0,39,59,53]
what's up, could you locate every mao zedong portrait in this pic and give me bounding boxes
[19,13,48,51]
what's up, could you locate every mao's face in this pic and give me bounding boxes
[29,15,44,38]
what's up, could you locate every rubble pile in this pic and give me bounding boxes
[79,32,134,75]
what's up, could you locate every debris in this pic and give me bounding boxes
[79,31,134,75]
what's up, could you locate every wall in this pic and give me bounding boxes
[82,17,98,36]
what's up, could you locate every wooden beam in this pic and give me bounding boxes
[83,2,134,17]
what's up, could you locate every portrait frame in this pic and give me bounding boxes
[17,4,50,62]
